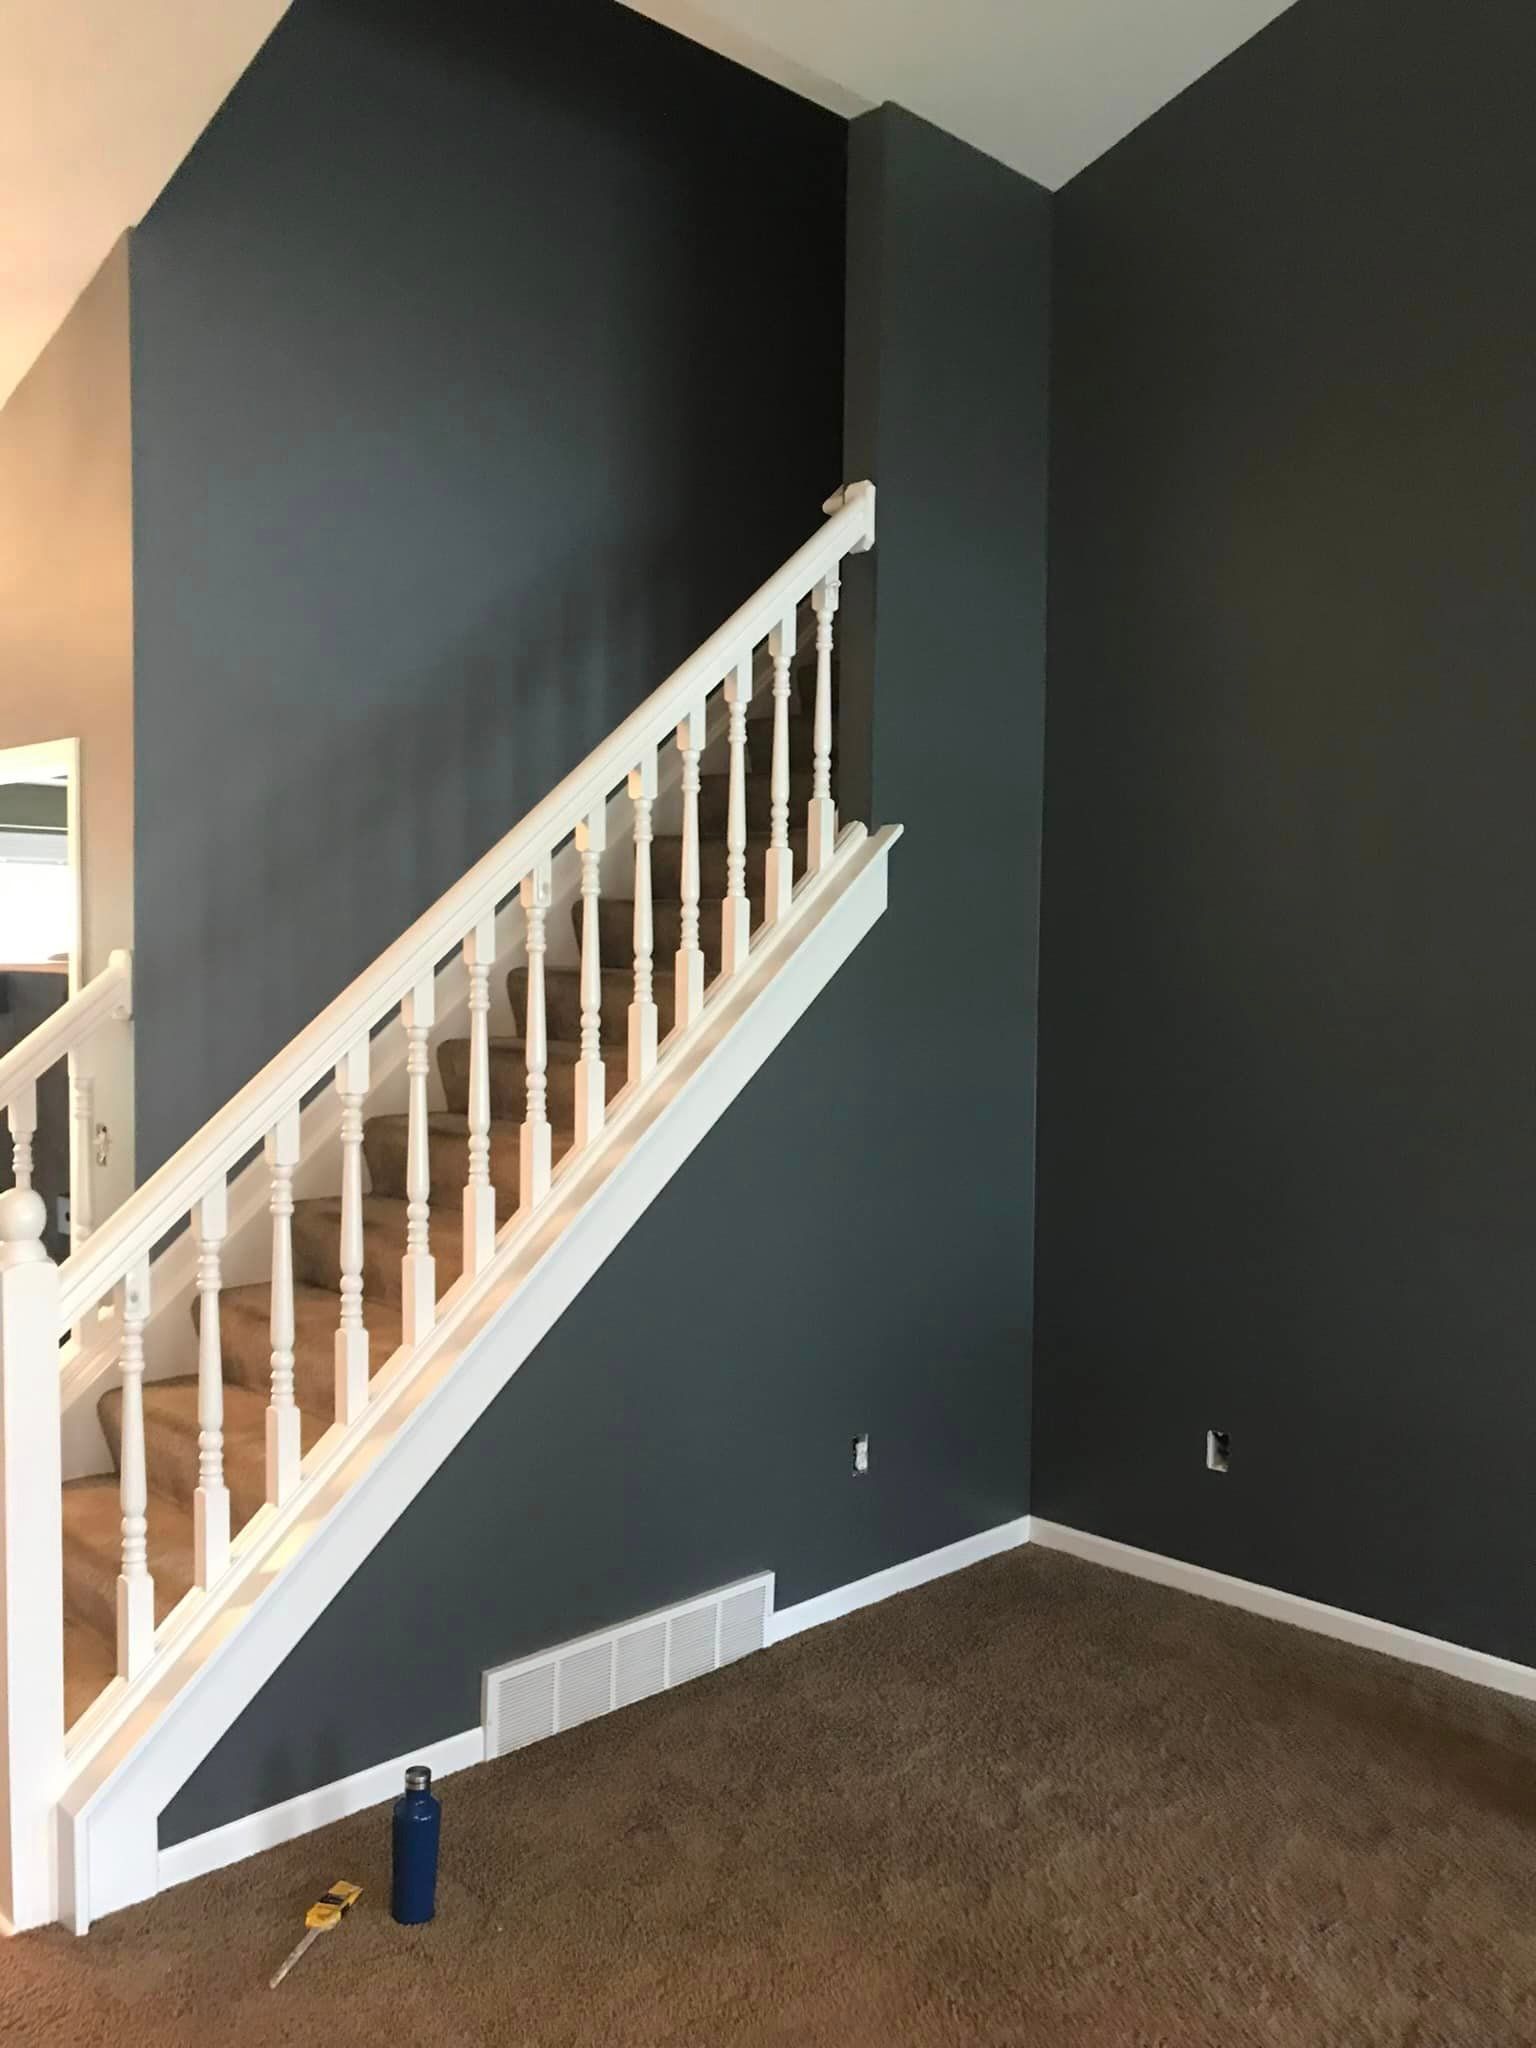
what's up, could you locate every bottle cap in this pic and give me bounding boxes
[404,1765,432,1793]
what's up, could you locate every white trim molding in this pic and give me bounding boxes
[157,1727,484,1894]
[767,1517,1032,1645]
[1031,1520,1536,1704]
[156,1519,1032,1899]
[137,1513,1536,1908]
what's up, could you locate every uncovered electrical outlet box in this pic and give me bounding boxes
[1206,1429,1231,1474]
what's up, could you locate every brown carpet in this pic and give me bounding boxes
[9,1546,1536,2046]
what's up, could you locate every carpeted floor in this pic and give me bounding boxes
[7,1546,1536,2046]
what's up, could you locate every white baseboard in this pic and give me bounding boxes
[1031,1519,1536,1704]
[152,1516,1032,1899]
[156,1726,485,1894]
[766,1516,1033,1645]
[149,1513,1536,1906]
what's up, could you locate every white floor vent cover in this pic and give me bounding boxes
[483,1573,774,1761]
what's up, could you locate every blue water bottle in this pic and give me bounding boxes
[391,1763,441,1924]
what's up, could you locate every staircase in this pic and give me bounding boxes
[0,482,897,1933]
[57,698,821,1725]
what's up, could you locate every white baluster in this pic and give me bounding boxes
[68,1062,95,1252]
[191,1183,230,1589]
[334,1037,371,1424]
[675,705,707,1030]
[574,807,607,1148]
[519,859,553,1212]
[0,1184,64,1930]
[6,1083,36,1193]
[116,1255,154,1680]
[265,1105,302,1506]
[721,656,753,976]
[401,976,437,1344]
[808,574,840,872]
[628,756,659,1084]
[462,919,497,1278]
[765,610,796,924]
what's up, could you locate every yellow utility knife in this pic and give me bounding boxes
[269,1880,363,1988]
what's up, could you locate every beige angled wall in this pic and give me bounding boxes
[0,235,137,1212]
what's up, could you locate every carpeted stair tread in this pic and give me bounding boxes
[100,1374,316,1531]
[291,1195,466,1305]
[197,1282,403,1419]
[63,1613,118,1732]
[363,1110,523,1206]
[61,1475,197,1645]
[437,1036,610,1123]
[508,964,678,1047]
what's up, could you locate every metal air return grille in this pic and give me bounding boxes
[483,1572,774,1762]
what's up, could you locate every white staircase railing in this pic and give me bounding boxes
[0,948,132,1260]
[0,482,875,1932]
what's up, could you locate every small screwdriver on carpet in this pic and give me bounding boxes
[269,1880,363,1988]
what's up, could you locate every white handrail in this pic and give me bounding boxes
[0,950,132,1109]
[57,485,875,1329]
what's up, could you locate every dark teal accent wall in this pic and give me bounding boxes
[1036,0,1536,1659]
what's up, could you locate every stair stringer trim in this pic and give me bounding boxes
[57,821,900,1932]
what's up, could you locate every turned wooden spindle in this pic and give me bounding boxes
[519,859,554,1211]
[401,977,437,1345]
[115,1255,154,1679]
[574,808,607,1149]
[675,706,707,1031]
[462,919,497,1277]
[628,755,659,1084]
[721,656,753,976]
[808,574,839,872]
[334,1036,371,1424]
[764,611,796,924]
[265,1106,303,1506]
[192,1183,231,1589]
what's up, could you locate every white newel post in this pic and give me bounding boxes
[5,1084,36,1194]
[519,859,553,1213]
[808,574,839,872]
[334,1036,371,1425]
[401,976,437,1344]
[192,1183,230,1590]
[675,705,707,1031]
[265,1107,302,1507]
[721,656,753,976]
[116,1254,154,1679]
[0,1187,64,1932]
[573,807,607,1150]
[462,919,497,1279]
[627,755,659,1085]
[764,610,796,925]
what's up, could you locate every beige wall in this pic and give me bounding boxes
[0,236,136,1212]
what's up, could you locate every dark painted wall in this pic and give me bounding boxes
[162,97,1049,1847]
[1036,0,1536,1658]
[128,0,844,1174]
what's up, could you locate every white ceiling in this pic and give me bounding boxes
[2,0,1296,412]
[0,0,291,408]
[622,0,1299,186]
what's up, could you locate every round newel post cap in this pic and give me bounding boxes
[0,1186,49,1266]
